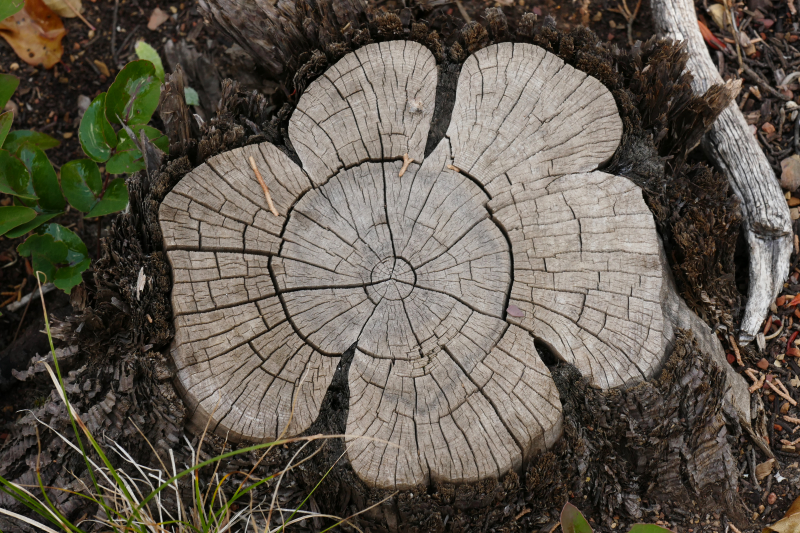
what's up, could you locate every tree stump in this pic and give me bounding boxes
[159,41,748,489]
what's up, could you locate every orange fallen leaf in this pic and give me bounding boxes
[0,0,65,70]
[764,494,800,533]
[789,293,800,307]
[698,20,726,51]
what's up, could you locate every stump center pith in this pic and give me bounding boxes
[368,257,415,301]
[277,161,513,361]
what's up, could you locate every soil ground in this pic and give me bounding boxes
[3,0,800,529]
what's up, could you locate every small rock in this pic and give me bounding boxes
[62,132,73,139]
[781,155,800,191]
[9,63,19,71]
[792,207,800,220]
[757,358,770,370]
[789,196,800,206]
[763,122,776,133]
[77,95,91,118]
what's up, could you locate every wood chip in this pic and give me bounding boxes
[148,7,170,30]
[398,153,413,177]
[248,156,279,217]
[756,458,776,481]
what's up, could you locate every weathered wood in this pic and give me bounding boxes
[650,0,793,342]
[160,40,750,489]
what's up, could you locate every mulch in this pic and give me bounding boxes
[3,0,800,529]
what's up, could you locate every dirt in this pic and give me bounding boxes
[2,0,800,530]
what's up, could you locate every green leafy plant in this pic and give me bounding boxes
[0,57,168,293]
[134,40,200,106]
[561,503,674,533]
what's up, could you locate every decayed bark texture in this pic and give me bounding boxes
[197,0,371,79]
[0,10,761,529]
[650,0,793,343]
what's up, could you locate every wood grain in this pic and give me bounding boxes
[160,41,726,489]
[289,41,437,184]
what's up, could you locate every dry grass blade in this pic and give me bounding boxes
[0,507,61,533]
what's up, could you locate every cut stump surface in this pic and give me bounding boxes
[159,41,713,489]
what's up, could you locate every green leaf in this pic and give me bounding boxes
[0,206,36,235]
[18,233,67,287]
[106,150,145,174]
[105,60,161,126]
[628,525,675,533]
[2,130,60,152]
[117,124,168,154]
[16,143,65,211]
[184,87,199,106]
[0,111,12,147]
[0,149,36,199]
[45,224,90,293]
[5,211,62,238]
[561,503,593,533]
[134,41,165,82]
[18,224,90,293]
[86,178,128,218]
[0,0,24,24]
[61,159,102,212]
[79,92,118,163]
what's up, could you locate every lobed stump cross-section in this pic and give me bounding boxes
[159,41,742,489]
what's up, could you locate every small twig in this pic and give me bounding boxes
[746,368,766,393]
[11,286,34,345]
[446,164,461,172]
[729,522,743,533]
[785,415,800,424]
[398,153,414,177]
[96,216,102,260]
[768,378,798,406]
[62,0,96,31]
[110,0,119,58]
[454,0,471,22]
[728,0,743,71]
[780,435,800,445]
[742,64,791,101]
[730,335,743,366]
[248,156,279,217]
[84,57,102,77]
